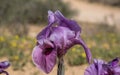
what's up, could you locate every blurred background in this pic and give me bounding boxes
[0,0,120,75]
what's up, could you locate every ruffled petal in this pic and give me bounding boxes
[85,58,120,75]
[84,59,105,75]
[109,58,120,74]
[32,46,57,73]
[114,67,120,74]
[94,59,106,75]
[49,26,75,56]
[84,64,97,75]
[55,10,81,33]
[108,57,120,67]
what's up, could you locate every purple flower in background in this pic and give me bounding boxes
[84,58,120,75]
[32,10,92,73]
[0,61,10,75]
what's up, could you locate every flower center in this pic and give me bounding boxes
[43,47,53,55]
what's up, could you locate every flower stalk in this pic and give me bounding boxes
[57,57,65,75]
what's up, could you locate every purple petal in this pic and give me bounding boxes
[43,39,54,48]
[84,64,97,75]
[48,10,56,24]
[109,58,120,74]
[37,10,56,40]
[75,37,92,64]
[49,26,75,56]
[36,25,51,40]
[32,46,57,73]
[84,59,105,75]
[85,58,120,75]
[0,61,10,70]
[55,10,81,33]
[94,59,106,75]
[114,67,120,74]
[37,39,54,49]
[108,57,120,67]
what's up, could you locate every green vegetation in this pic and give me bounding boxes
[0,0,73,25]
[0,35,35,70]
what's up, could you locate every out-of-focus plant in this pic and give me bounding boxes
[66,45,87,66]
[0,35,35,70]
[0,0,74,25]
[7,23,28,36]
[0,0,74,36]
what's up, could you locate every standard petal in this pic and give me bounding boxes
[32,46,57,73]
[55,10,81,33]
[48,10,56,24]
[37,11,56,40]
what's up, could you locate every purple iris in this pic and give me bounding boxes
[84,58,120,75]
[0,61,10,75]
[32,10,92,73]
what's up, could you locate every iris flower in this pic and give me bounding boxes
[32,10,92,73]
[84,58,120,75]
[0,61,10,75]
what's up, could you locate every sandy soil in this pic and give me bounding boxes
[6,63,87,75]
[63,0,120,28]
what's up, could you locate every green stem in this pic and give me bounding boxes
[57,57,65,75]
